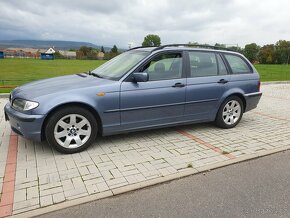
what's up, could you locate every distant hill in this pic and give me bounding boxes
[0,40,112,51]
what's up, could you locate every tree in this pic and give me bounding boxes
[275,40,290,64]
[243,43,260,63]
[214,43,226,48]
[258,44,275,64]
[111,45,118,54]
[100,46,105,53]
[142,34,161,47]
[103,45,120,60]
[227,46,243,53]
[77,46,98,59]
[54,51,64,59]
[188,41,199,45]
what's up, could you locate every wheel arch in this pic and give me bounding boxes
[226,93,246,111]
[41,102,103,141]
[219,88,247,112]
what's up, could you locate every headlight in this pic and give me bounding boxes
[12,99,39,111]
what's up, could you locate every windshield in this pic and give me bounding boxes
[92,50,149,80]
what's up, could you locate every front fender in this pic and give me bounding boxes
[32,87,120,131]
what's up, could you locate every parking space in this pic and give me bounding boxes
[0,83,290,217]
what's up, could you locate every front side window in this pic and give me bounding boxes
[140,53,183,81]
[189,52,218,77]
[224,54,251,74]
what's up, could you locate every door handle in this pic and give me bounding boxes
[217,79,228,84]
[172,83,185,88]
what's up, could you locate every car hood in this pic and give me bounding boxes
[12,74,117,99]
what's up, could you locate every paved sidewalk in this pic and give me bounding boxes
[39,149,290,218]
[0,84,290,217]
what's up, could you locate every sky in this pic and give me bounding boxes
[0,0,289,48]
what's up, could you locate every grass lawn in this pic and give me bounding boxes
[0,59,290,93]
[254,64,290,82]
[0,59,106,93]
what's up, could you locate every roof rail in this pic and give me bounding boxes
[127,44,236,53]
[128,46,156,51]
[151,44,234,52]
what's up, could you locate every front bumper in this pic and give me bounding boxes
[4,103,45,141]
[244,92,262,112]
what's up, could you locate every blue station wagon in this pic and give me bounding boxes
[4,45,262,153]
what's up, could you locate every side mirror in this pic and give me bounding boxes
[132,72,149,82]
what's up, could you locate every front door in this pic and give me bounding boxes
[120,52,186,130]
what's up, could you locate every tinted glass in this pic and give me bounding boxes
[141,53,183,81]
[188,52,218,77]
[224,54,251,74]
[217,54,228,75]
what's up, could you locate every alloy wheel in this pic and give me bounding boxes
[54,114,91,149]
[222,100,241,125]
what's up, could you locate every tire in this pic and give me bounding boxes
[45,106,98,154]
[215,96,244,129]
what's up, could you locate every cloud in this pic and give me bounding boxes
[0,0,289,48]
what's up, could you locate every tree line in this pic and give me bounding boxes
[74,45,120,60]
[57,33,290,64]
[141,35,290,64]
[210,40,290,64]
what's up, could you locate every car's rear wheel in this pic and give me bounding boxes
[215,96,244,128]
[45,106,97,154]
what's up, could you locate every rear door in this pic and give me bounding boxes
[185,51,231,121]
[120,51,186,130]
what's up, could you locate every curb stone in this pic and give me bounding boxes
[0,93,9,98]
[262,81,290,85]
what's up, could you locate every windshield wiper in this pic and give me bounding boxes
[90,71,103,78]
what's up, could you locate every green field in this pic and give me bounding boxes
[254,64,290,81]
[0,59,106,93]
[0,59,290,93]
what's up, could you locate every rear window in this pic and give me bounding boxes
[224,54,252,74]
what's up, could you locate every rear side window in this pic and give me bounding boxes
[224,54,251,74]
[188,52,218,77]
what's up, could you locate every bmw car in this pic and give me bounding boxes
[4,45,262,153]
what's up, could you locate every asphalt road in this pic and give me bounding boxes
[39,150,290,218]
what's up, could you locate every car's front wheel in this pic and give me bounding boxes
[215,96,244,129]
[45,106,97,154]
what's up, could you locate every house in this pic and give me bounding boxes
[45,48,56,54]
[4,48,42,58]
[59,50,77,59]
[3,49,17,58]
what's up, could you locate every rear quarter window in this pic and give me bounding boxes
[224,54,252,74]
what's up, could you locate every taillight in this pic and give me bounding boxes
[258,80,261,92]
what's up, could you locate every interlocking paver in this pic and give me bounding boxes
[13,189,26,203]
[1,84,290,216]
[40,195,53,207]
[52,192,65,204]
